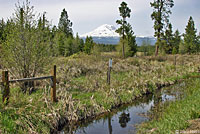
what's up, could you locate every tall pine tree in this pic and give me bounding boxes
[183,16,199,53]
[58,8,73,37]
[116,1,131,58]
[150,0,174,56]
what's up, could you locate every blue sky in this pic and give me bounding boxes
[0,0,200,36]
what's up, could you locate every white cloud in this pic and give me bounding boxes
[0,0,200,36]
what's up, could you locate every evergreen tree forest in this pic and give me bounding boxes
[0,1,96,62]
[150,0,200,55]
[158,16,200,55]
[0,0,199,66]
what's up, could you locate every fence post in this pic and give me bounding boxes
[51,65,57,102]
[107,67,111,85]
[138,65,141,76]
[107,58,112,85]
[2,71,9,104]
[174,56,176,66]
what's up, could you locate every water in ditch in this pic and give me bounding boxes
[60,82,185,134]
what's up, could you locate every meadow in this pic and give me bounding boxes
[0,52,200,133]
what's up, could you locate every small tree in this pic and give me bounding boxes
[150,0,174,56]
[125,23,137,56]
[58,8,73,38]
[116,1,131,58]
[140,39,153,56]
[64,37,73,56]
[1,0,51,92]
[54,31,66,56]
[92,43,101,58]
[84,36,93,54]
[172,29,181,54]
[179,40,186,54]
[74,33,84,52]
[49,25,59,56]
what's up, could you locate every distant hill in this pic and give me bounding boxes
[80,24,156,46]
[81,36,156,46]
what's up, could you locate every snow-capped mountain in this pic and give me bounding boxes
[80,24,119,38]
[80,24,156,45]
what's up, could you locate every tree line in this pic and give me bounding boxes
[0,3,96,59]
[150,0,200,55]
[116,0,200,57]
[0,1,97,92]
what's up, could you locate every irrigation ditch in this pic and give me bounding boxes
[52,75,198,134]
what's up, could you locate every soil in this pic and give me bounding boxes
[187,118,200,130]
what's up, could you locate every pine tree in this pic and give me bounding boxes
[150,0,174,56]
[54,32,66,56]
[172,29,181,54]
[84,36,93,54]
[0,19,5,42]
[116,1,131,58]
[58,8,73,37]
[183,16,199,53]
[64,37,73,56]
[49,25,58,56]
[125,23,137,56]
[75,33,84,52]
[162,23,173,54]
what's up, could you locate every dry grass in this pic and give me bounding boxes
[1,53,200,133]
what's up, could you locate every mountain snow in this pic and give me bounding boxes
[80,24,120,38]
[80,24,156,45]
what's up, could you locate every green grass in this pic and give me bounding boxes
[0,88,53,134]
[1,54,200,133]
[138,78,200,134]
[112,71,130,81]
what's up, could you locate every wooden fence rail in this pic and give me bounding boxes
[9,76,53,83]
[0,65,57,103]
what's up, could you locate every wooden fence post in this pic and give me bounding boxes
[107,67,111,85]
[107,58,112,85]
[174,56,176,66]
[51,65,57,102]
[138,65,141,76]
[2,71,9,103]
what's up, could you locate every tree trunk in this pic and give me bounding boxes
[122,37,125,58]
[122,17,125,58]
[155,44,159,56]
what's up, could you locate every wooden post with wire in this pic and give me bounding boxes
[51,65,57,102]
[2,71,9,104]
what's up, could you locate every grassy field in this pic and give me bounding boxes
[0,52,200,133]
[137,78,200,134]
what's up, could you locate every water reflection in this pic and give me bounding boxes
[59,83,184,134]
[152,89,162,120]
[108,116,112,134]
[119,112,130,128]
